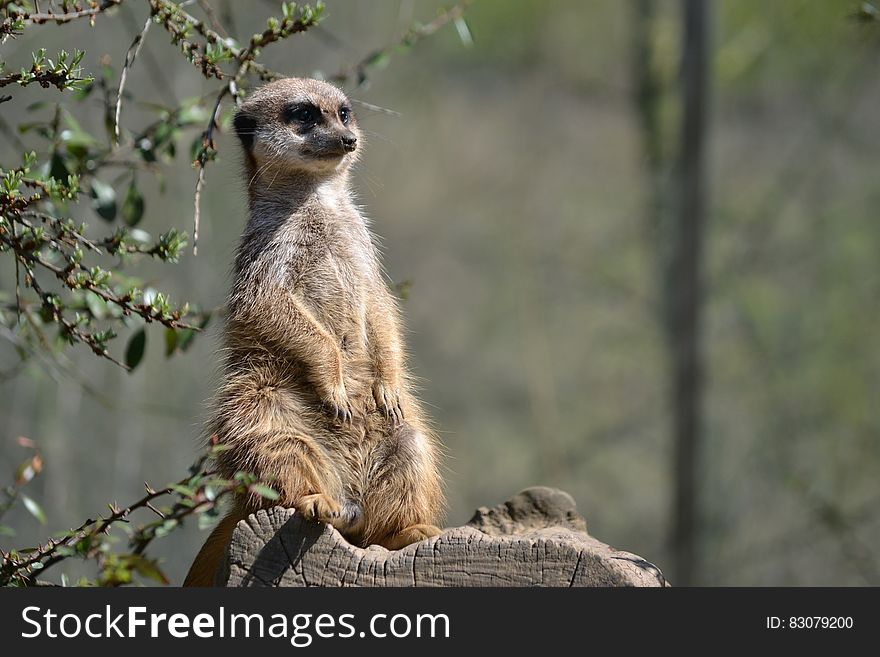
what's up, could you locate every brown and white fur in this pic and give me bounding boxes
[184,78,443,586]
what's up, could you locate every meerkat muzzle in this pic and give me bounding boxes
[341,133,357,152]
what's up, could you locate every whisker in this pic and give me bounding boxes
[361,129,397,147]
[265,160,285,192]
[350,98,401,117]
[247,156,283,193]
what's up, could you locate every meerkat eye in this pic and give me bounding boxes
[339,107,351,125]
[285,104,319,125]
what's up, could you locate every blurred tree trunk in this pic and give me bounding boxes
[670,0,710,586]
[631,0,710,586]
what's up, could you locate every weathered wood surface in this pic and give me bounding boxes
[222,487,667,587]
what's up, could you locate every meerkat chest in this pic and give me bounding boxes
[320,242,369,304]
[290,221,374,328]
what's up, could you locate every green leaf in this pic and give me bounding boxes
[131,556,170,585]
[85,292,108,320]
[250,484,280,501]
[365,50,391,69]
[125,329,146,370]
[61,125,96,159]
[49,152,69,182]
[121,181,145,226]
[89,179,117,222]
[74,82,95,101]
[189,136,204,163]
[454,17,474,47]
[169,484,196,497]
[178,104,208,126]
[176,328,196,353]
[62,110,86,136]
[164,327,177,357]
[154,518,179,538]
[21,494,47,524]
[198,511,219,531]
[0,525,16,537]
[153,121,175,148]
[138,141,157,163]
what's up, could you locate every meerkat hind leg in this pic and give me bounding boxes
[377,523,442,551]
[361,422,443,549]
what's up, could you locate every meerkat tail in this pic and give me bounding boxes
[183,506,249,587]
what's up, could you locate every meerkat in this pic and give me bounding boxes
[184,78,444,586]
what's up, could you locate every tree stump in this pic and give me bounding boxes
[221,486,667,587]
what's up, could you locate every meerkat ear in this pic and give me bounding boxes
[233,111,257,152]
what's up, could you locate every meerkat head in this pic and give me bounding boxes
[233,77,360,179]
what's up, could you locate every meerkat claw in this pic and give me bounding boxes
[327,400,354,425]
[373,382,404,426]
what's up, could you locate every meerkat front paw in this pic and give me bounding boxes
[372,379,404,425]
[323,382,354,425]
[295,493,342,524]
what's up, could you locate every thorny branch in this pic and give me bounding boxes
[0,443,275,586]
[114,13,153,146]
[0,0,474,586]
[22,0,124,25]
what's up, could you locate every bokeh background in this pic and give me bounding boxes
[2,0,879,585]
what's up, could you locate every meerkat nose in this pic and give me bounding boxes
[341,133,357,152]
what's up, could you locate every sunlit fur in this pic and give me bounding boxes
[184,79,443,586]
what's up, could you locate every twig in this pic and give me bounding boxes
[0,448,236,585]
[22,484,169,576]
[191,84,230,256]
[13,221,22,324]
[332,0,475,88]
[0,320,198,417]
[145,501,166,518]
[0,229,198,330]
[114,13,153,147]
[197,0,227,37]
[6,463,195,578]
[150,0,230,52]
[22,0,124,25]
[0,67,85,90]
[16,257,131,369]
[21,211,103,253]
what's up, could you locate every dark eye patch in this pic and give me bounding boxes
[233,112,257,151]
[284,103,320,126]
[339,106,351,125]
